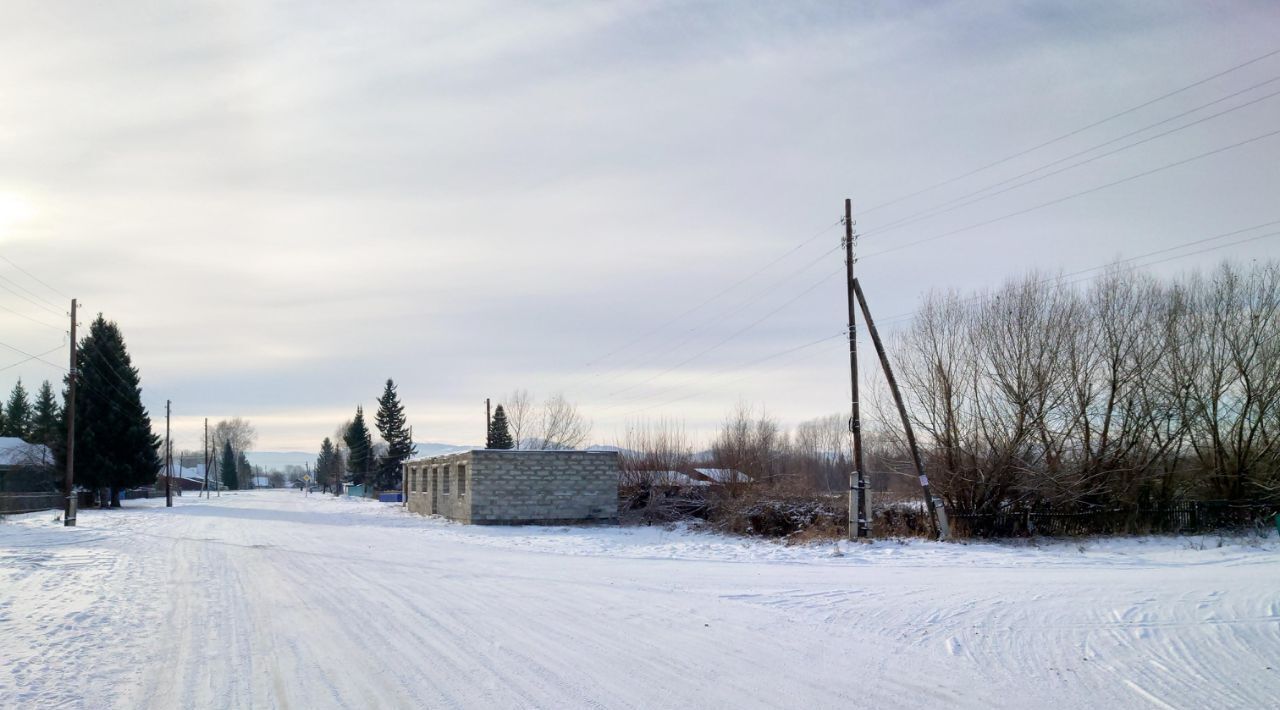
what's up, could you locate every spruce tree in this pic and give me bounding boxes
[221,441,239,490]
[237,451,253,489]
[31,380,62,449]
[63,315,162,507]
[487,404,515,449]
[374,379,415,491]
[2,379,31,439]
[344,406,374,488]
[317,437,340,493]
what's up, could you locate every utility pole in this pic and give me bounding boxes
[202,418,210,498]
[852,279,943,539]
[485,398,491,445]
[844,200,869,539]
[165,400,173,507]
[63,298,77,527]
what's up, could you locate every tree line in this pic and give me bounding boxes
[881,260,1279,513]
[616,260,1279,523]
[311,387,592,495]
[314,379,417,495]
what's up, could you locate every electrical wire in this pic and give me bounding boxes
[0,254,71,301]
[862,81,1280,238]
[860,126,1280,261]
[858,45,1280,217]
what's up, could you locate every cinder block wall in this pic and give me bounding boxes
[404,450,619,525]
[404,452,472,523]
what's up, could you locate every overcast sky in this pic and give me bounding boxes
[1,1,1278,453]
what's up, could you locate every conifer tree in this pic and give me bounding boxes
[237,451,253,489]
[374,379,415,491]
[2,379,31,439]
[221,440,239,490]
[344,406,374,488]
[487,404,515,449]
[31,380,62,450]
[317,437,341,493]
[63,315,162,507]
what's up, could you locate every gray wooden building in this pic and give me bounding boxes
[402,450,619,525]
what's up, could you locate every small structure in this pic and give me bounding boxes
[0,437,53,492]
[343,483,371,498]
[628,470,711,488]
[403,450,619,525]
[693,468,752,485]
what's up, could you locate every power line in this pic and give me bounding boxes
[589,243,843,392]
[600,265,845,407]
[611,332,848,419]
[859,45,1280,217]
[0,265,64,313]
[874,219,1280,328]
[0,253,71,301]
[0,343,65,372]
[860,126,1280,261]
[0,301,63,331]
[0,275,65,317]
[603,218,1280,422]
[0,335,151,420]
[862,79,1280,238]
[577,219,842,377]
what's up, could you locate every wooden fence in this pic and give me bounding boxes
[0,491,98,516]
[1,492,66,515]
[947,501,1280,538]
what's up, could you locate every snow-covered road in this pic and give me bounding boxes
[2,490,1277,709]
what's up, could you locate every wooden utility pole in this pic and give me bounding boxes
[485,398,491,444]
[844,200,869,539]
[165,400,173,507]
[202,418,210,498]
[852,278,943,539]
[63,298,77,527]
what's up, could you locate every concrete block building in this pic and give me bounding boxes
[402,450,619,525]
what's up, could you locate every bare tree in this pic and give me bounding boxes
[537,393,592,450]
[617,417,694,486]
[505,389,533,450]
[710,402,782,486]
[212,417,257,458]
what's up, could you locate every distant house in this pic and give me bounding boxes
[161,463,227,492]
[251,475,270,488]
[0,437,54,491]
[693,468,752,485]
[0,437,52,470]
[628,470,711,488]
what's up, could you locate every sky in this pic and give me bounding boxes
[1,1,1278,453]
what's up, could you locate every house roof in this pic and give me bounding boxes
[693,468,752,484]
[628,470,711,486]
[0,437,52,467]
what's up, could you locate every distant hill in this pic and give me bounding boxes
[246,443,474,470]
[243,451,315,470]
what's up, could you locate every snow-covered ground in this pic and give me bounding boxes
[1,491,1276,709]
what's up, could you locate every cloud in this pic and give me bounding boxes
[0,0,1277,450]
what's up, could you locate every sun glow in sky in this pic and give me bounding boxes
[0,191,34,237]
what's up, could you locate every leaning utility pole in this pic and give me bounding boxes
[63,298,77,527]
[852,278,943,539]
[165,400,173,507]
[844,200,869,539]
[202,418,210,498]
